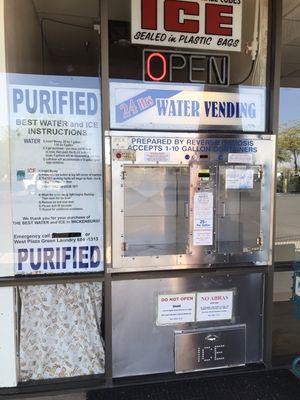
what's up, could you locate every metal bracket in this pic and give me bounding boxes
[121,242,128,252]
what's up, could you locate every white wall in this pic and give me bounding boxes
[0,288,17,388]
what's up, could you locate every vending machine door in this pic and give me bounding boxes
[217,165,264,263]
[123,166,190,258]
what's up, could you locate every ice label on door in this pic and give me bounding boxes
[193,192,213,246]
[175,325,246,373]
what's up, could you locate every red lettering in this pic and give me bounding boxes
[181,296,193,301]
[129,99,138,115]
[146,52,167,81]
[205,4,233,36]
[141,0,157,30]
[164,0,199,33]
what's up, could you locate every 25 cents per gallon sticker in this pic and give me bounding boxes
[193,192,214,246]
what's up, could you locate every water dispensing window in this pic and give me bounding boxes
[123,166,190,257]
[218,165,262,254]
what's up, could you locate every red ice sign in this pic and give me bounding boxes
[131,0,242,52]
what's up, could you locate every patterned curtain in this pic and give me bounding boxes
[19,282,105,381]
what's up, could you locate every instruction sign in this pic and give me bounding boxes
[131,0,242,52]
[9,75,104,275]
[157,293,196,324]
[225,168,254,189]
[193,192,214,246]
[196,291,234,322]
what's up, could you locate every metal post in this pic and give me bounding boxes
[100,0,113,383]
[263,0,282,368]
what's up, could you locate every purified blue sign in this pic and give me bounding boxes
[9,74,104,275]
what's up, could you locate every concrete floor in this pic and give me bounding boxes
[272,300,300,366]
[8,394,86,400]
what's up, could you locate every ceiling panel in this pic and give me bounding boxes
[43,21,97,57]
[32,0,99,19]
[281,75,300,86]
[282,45,300,63]
[281,63,300,77]
[283,69,300,78]
[282,2,300,86]
[284,6,300,20]
[286,35,300,46]
[282,19,300,44]
[109,0,130,21]
[283,0,300,17]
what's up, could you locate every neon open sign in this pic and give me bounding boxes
[143,49,229,86]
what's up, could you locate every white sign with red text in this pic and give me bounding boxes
[157,293,196,325]
[196,291,234,322]
[131,0,242,51]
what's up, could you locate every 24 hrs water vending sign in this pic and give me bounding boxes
[9,74,104,275]
[131,0,242,51]
[110,80,266,131]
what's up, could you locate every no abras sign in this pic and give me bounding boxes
[131,0,242,52]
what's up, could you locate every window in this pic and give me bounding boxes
[275,1,300,263]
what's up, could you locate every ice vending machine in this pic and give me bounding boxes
[109,132,275,378]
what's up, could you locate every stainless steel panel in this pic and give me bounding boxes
[110,132,275,272]
[111,273,264,377]
[175,325,246,373]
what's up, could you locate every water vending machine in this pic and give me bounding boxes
[109,132,275,377]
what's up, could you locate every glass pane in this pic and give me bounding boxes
[4,0,104,277]
[276,88,300,261]
[275,193,300,262]
[124,166,189,256]
[108,0,269,132]
[218,166,262,254]
[18,282,104,381]
[275,0,300,261]
[108,0,268,85]
[3,0,105,382]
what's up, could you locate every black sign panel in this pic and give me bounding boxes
[143,49,230,86]
[175,325,246,373]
